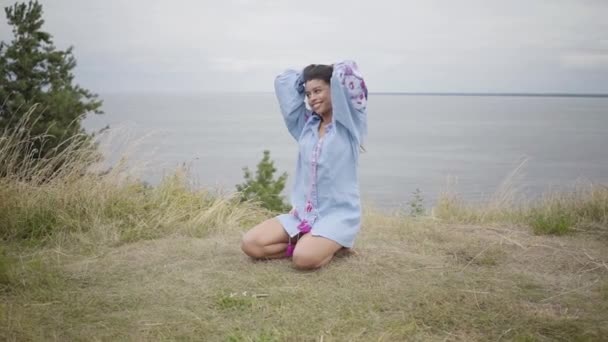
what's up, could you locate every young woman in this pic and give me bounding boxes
[241,60,368,270]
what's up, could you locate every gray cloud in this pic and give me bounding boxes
[1,0,607,92]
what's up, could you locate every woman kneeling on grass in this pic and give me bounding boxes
[241,60,368,270]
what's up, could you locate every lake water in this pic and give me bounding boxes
[84,93,608,209]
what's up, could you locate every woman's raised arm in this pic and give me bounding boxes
[274,69,311,140]
[330,60,368,147]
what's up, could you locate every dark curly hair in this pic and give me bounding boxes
[302,64,333,84]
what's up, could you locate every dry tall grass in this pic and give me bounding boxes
[433,160,608,237]
[0,112,267,246]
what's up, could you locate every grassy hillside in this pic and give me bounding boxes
[1,116,606,341]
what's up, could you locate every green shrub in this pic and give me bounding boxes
[236,150,289,213]
[407,188,425,216]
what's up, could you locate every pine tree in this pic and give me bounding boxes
[0,1,102,158]
[236,150,289,212]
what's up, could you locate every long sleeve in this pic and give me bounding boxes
[274,69,310,141]
[330,60,368,146]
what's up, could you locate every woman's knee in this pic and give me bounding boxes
[291,235,342,270]
[241,219,289,259]
[240,231,263,258]
[292,249,325,270]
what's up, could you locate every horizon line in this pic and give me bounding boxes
[370,92,608,98]
[97,90,608,98]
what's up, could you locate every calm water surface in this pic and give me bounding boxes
[84,93,608,209]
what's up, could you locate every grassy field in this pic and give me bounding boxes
[1,117,607,341]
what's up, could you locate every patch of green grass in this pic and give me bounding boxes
[9,254,66,301]
[529,208,574,235]
[227,330,280,342]
[514,334,538,342]
[216,293,254,310]
[0,248,13,288]
[600,282,608,301]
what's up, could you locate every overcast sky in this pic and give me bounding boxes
[1,0,608,93]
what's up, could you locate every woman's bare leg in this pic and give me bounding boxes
[292,234,343,270]
[241,218,290,259]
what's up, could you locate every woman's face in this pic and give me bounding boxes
[305,79,332,116]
